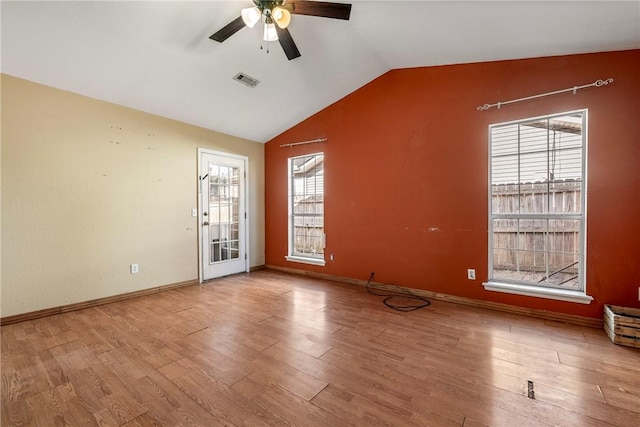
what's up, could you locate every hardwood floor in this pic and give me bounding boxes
[2,270,639,426]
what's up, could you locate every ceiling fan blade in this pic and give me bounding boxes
[288,1,351,20]
[275,26,301,60]
[209,16,245,42]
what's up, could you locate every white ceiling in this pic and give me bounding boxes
[2,1,639,143]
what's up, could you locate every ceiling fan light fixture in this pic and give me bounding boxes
[263,22,278,41]
[241,6,261,28]
[209,0,353,60]
[272,6,291,29]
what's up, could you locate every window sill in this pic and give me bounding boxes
[285,255,326,267]
[483,281,593,304]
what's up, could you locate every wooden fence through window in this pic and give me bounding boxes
[492,180,581,274]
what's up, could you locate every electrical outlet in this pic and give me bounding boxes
[130,264,139,274]
[467,269,476,280]
[330,254,335,261]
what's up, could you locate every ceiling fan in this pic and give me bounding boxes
[209,0,352,60]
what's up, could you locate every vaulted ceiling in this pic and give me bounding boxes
[2,1,639,143]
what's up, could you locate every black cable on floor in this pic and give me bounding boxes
[365,272,431,312]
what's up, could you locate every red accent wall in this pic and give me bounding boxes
[265,50,640,318]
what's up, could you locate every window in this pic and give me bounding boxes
[484,110,592,303]
[286,153,325,266]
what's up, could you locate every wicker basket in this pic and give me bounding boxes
[604,305,640,348]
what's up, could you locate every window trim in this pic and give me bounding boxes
[485,109,592,303]
[482,281,593,304]
[285,255,326,266]
[286,152,326,266]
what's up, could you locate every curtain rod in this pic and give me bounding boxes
[477,78,613,111]
[280,138,327,148]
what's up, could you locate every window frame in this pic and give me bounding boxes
[285,152,326,266]
[483,110,592,304]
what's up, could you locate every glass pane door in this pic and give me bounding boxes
[208,164,240,263]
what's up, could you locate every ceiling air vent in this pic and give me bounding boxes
[233,72,260,88]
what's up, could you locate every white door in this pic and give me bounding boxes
[199,150,248,280]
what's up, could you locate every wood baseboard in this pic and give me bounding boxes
[265,265,603,329]
[0,279,199,326]
[250,264,266,272]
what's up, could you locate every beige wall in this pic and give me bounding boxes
[1,74,265,317]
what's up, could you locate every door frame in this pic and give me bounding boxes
[197,148,250,283]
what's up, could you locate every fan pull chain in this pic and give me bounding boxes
[259,15,269,54]
[260,14,264,52]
